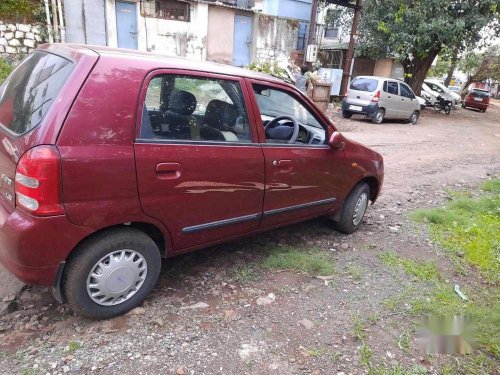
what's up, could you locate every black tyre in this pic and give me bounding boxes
[408,110,419,125]
[63,227,161,319]
[461,102,466,109]
[332,182,370,234]
[342,110,353,119]
[371,109,385,124]
[445,105,451,115]
[433,102,442,111]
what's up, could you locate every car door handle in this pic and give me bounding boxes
[156,163,181,179]
[273,159,292,172]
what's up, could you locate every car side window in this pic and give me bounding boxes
[383,81,398,95]
[252,84,326,145]
[399,83,414,99]
[140,75,251,143]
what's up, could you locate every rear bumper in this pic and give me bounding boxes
[342,100,379,117]
[464,100,488,110]
[0,204,92,286]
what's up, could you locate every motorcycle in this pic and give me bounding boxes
[434,95,452,115]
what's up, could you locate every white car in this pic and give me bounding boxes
[424,80,461,106]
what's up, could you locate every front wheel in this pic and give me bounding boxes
[63,228,161,319]
[408,110,419,125]
[372,109,385,124]
[445,105,451,115]
[331,182,370,234]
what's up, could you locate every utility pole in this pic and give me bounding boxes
[305,0,319,66]
[340,0,362,96]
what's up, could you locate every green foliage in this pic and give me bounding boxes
[0,0,43,23]
[411,182,500,281]
[0,59,13,84]
[459,45,500,88]
[247,62,292,83]
[232,264,260,283]
[378,251,441,281]
[427,57,451,79]
[262,246,334,276]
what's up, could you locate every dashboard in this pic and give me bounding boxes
[261,115,326,145]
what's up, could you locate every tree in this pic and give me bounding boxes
[345,0,500,94]
[459,46,500,92]
[427,57,451,79]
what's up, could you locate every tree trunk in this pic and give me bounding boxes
[444,48,459,87]
[402,49,440,95]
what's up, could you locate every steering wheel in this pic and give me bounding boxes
[264,115,300,144]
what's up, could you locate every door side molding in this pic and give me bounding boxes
[263,197,336,217]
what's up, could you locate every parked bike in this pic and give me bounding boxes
[433,95,452,115]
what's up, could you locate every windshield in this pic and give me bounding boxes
[0,51,73,135]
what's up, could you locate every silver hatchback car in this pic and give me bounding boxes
[342,76,421,124]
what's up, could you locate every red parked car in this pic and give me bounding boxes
[0,44,383,319]
[462,88,490,112]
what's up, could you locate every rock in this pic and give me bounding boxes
[2,295,15,303]
[126,307,145,316]
[388,226,399,233]
[181,302,209,310]
[4,32,14,40]
[23,39,35,48]
[298,319,314,330]
[14,31,24,39]
[176,366,186,374]
[310,370,321,375]
[8,38,20,47]
[340,243,349,250]
[152,318,164,327]
[7,24,16,32]
[0,301,19,316]
[223,309,236,321]
[256,293,276,305]
[25,32,34,39]
[17,24,31,33]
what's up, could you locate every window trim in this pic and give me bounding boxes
[383,80,399,96]
[135,69,259,145]
[398,82,414,99]
[245,78,332,147]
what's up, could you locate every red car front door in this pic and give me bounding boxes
[134,71,265,251]
[247,80,341,227]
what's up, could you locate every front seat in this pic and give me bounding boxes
[200,100,239,142]
[161,90,197,140]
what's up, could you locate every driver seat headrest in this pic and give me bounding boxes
[204,100,238,130]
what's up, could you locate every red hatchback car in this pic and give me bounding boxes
[0,44,383,319]
[462,88,490,112]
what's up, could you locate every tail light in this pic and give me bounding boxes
[15,145,64,216]
[371,91,381,102]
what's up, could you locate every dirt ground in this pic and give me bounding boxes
[0,100,499,375]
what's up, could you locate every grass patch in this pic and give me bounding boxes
[409,181,500,371]
[262,246,334,276]
[378,251,441,281]
[410,183,499,281]
[232,264,260,283]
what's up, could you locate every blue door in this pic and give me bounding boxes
[116,1,138,49]
[233,15,253,67]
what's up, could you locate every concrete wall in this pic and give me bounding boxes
[374,58,393,77]
[64,0,107,45]
[207,7,234,64]
[0,22,45,58]
[262,0,311,21]
[104,0,208,60]
[253,14,298,64]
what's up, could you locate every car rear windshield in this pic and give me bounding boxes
[0,51,73,135]
[350,78,378,92]
[470,90,489,98]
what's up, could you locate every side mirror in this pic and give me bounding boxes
[329,131,345,150]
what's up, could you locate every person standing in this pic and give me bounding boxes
[294,65,309,93]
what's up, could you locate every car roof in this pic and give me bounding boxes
[471,88,489,92]
[354,75,400,81]
[49,43,284,84]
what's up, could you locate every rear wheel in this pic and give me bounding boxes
[63,228,161,319]
[342,110,353,119]
[461,102,466,109]
[372,109,385,124]
[332,182,370,234]
[433,102,442,111]
[481,108,487,113]
[445,105,451,115]
[408,110,419,125]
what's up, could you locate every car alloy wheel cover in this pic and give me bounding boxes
[375,111,383,123]
[411,112,418,124]
[352,192,368,226]
[86,249,148,306]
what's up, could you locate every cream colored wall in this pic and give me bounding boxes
[207,7,234,64]
[374,58,393,77]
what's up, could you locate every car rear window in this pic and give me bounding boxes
[470,90,489,98]
[350,78,378,92]
[0,51,73,135]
